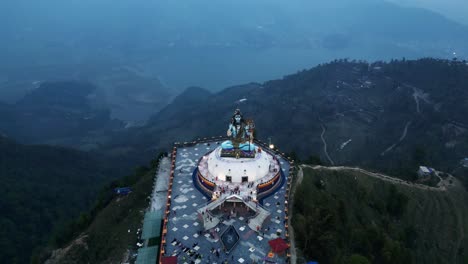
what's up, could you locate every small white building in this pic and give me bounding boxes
[418,166,434,178]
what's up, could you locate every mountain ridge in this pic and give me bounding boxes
[106,58,468,179]
[0,81,125,147]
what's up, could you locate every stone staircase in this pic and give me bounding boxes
[202,212,220,230]
[197,195,231,230]
[245,201,271,231]
[197,194,271,231]
[198,195,226,213]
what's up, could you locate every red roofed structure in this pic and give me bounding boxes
[161,256,177,264]
[268,238,289,254]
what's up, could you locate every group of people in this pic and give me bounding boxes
[220,184,241,195]
[170,238,203,263]
[210,247,222,258]
[214,182,257,201]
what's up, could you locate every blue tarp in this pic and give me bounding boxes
[114,187,132,195]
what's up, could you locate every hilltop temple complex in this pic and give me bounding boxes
[156,109,293,264]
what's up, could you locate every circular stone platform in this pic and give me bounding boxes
[200,146,277,183]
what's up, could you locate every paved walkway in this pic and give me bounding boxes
[150,156,171,211]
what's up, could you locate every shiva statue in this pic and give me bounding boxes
[221,109,256,158]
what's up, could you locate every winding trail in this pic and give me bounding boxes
[381,121,412,156]
[320,124,335,165]
[407,84,431,114]
[378,82,432,156]
[413,89,421,114]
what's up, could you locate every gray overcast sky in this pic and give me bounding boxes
[387,0,468,25]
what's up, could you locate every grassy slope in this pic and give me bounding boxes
[44,166,157,264]
[293,167,468,264]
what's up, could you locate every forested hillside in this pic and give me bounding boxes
[293,166,468,264]
[0,81,123,148]
[0,137,118,263]
[40,156,163,264]
[106,58,468,178]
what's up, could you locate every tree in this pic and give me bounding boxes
[386,186,408,218]
[287,151,300,162]
[412,146,426,166]
[347,254,371,264]
[306,155,323,165]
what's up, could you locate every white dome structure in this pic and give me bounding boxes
[199,146,277,183]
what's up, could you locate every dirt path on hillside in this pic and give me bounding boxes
[301,164,452,192]
[291,164,465,263]
[380,120,412,156]
[320,124,335,165]
[291,165,461,262]
[406,84,431,114]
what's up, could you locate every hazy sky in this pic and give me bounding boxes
[1,0,468,92]
[387,0,468,25]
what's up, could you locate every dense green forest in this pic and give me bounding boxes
[293,166,468,264]
[0,137,122,263]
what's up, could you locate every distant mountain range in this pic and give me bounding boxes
[387,0,468,26]
[0,64,175,123]
[0,81,124,148]
[2,59,466,176]
[107,58,468,178]
[1,0,468,91]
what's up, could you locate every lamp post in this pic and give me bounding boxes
[268,137,275,149]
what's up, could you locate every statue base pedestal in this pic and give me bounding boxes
[220,140,256,158]
[220,146,255,159]
[220,148,256,159]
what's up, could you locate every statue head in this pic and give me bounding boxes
[231,109,243,125]
[234,114,242,124]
